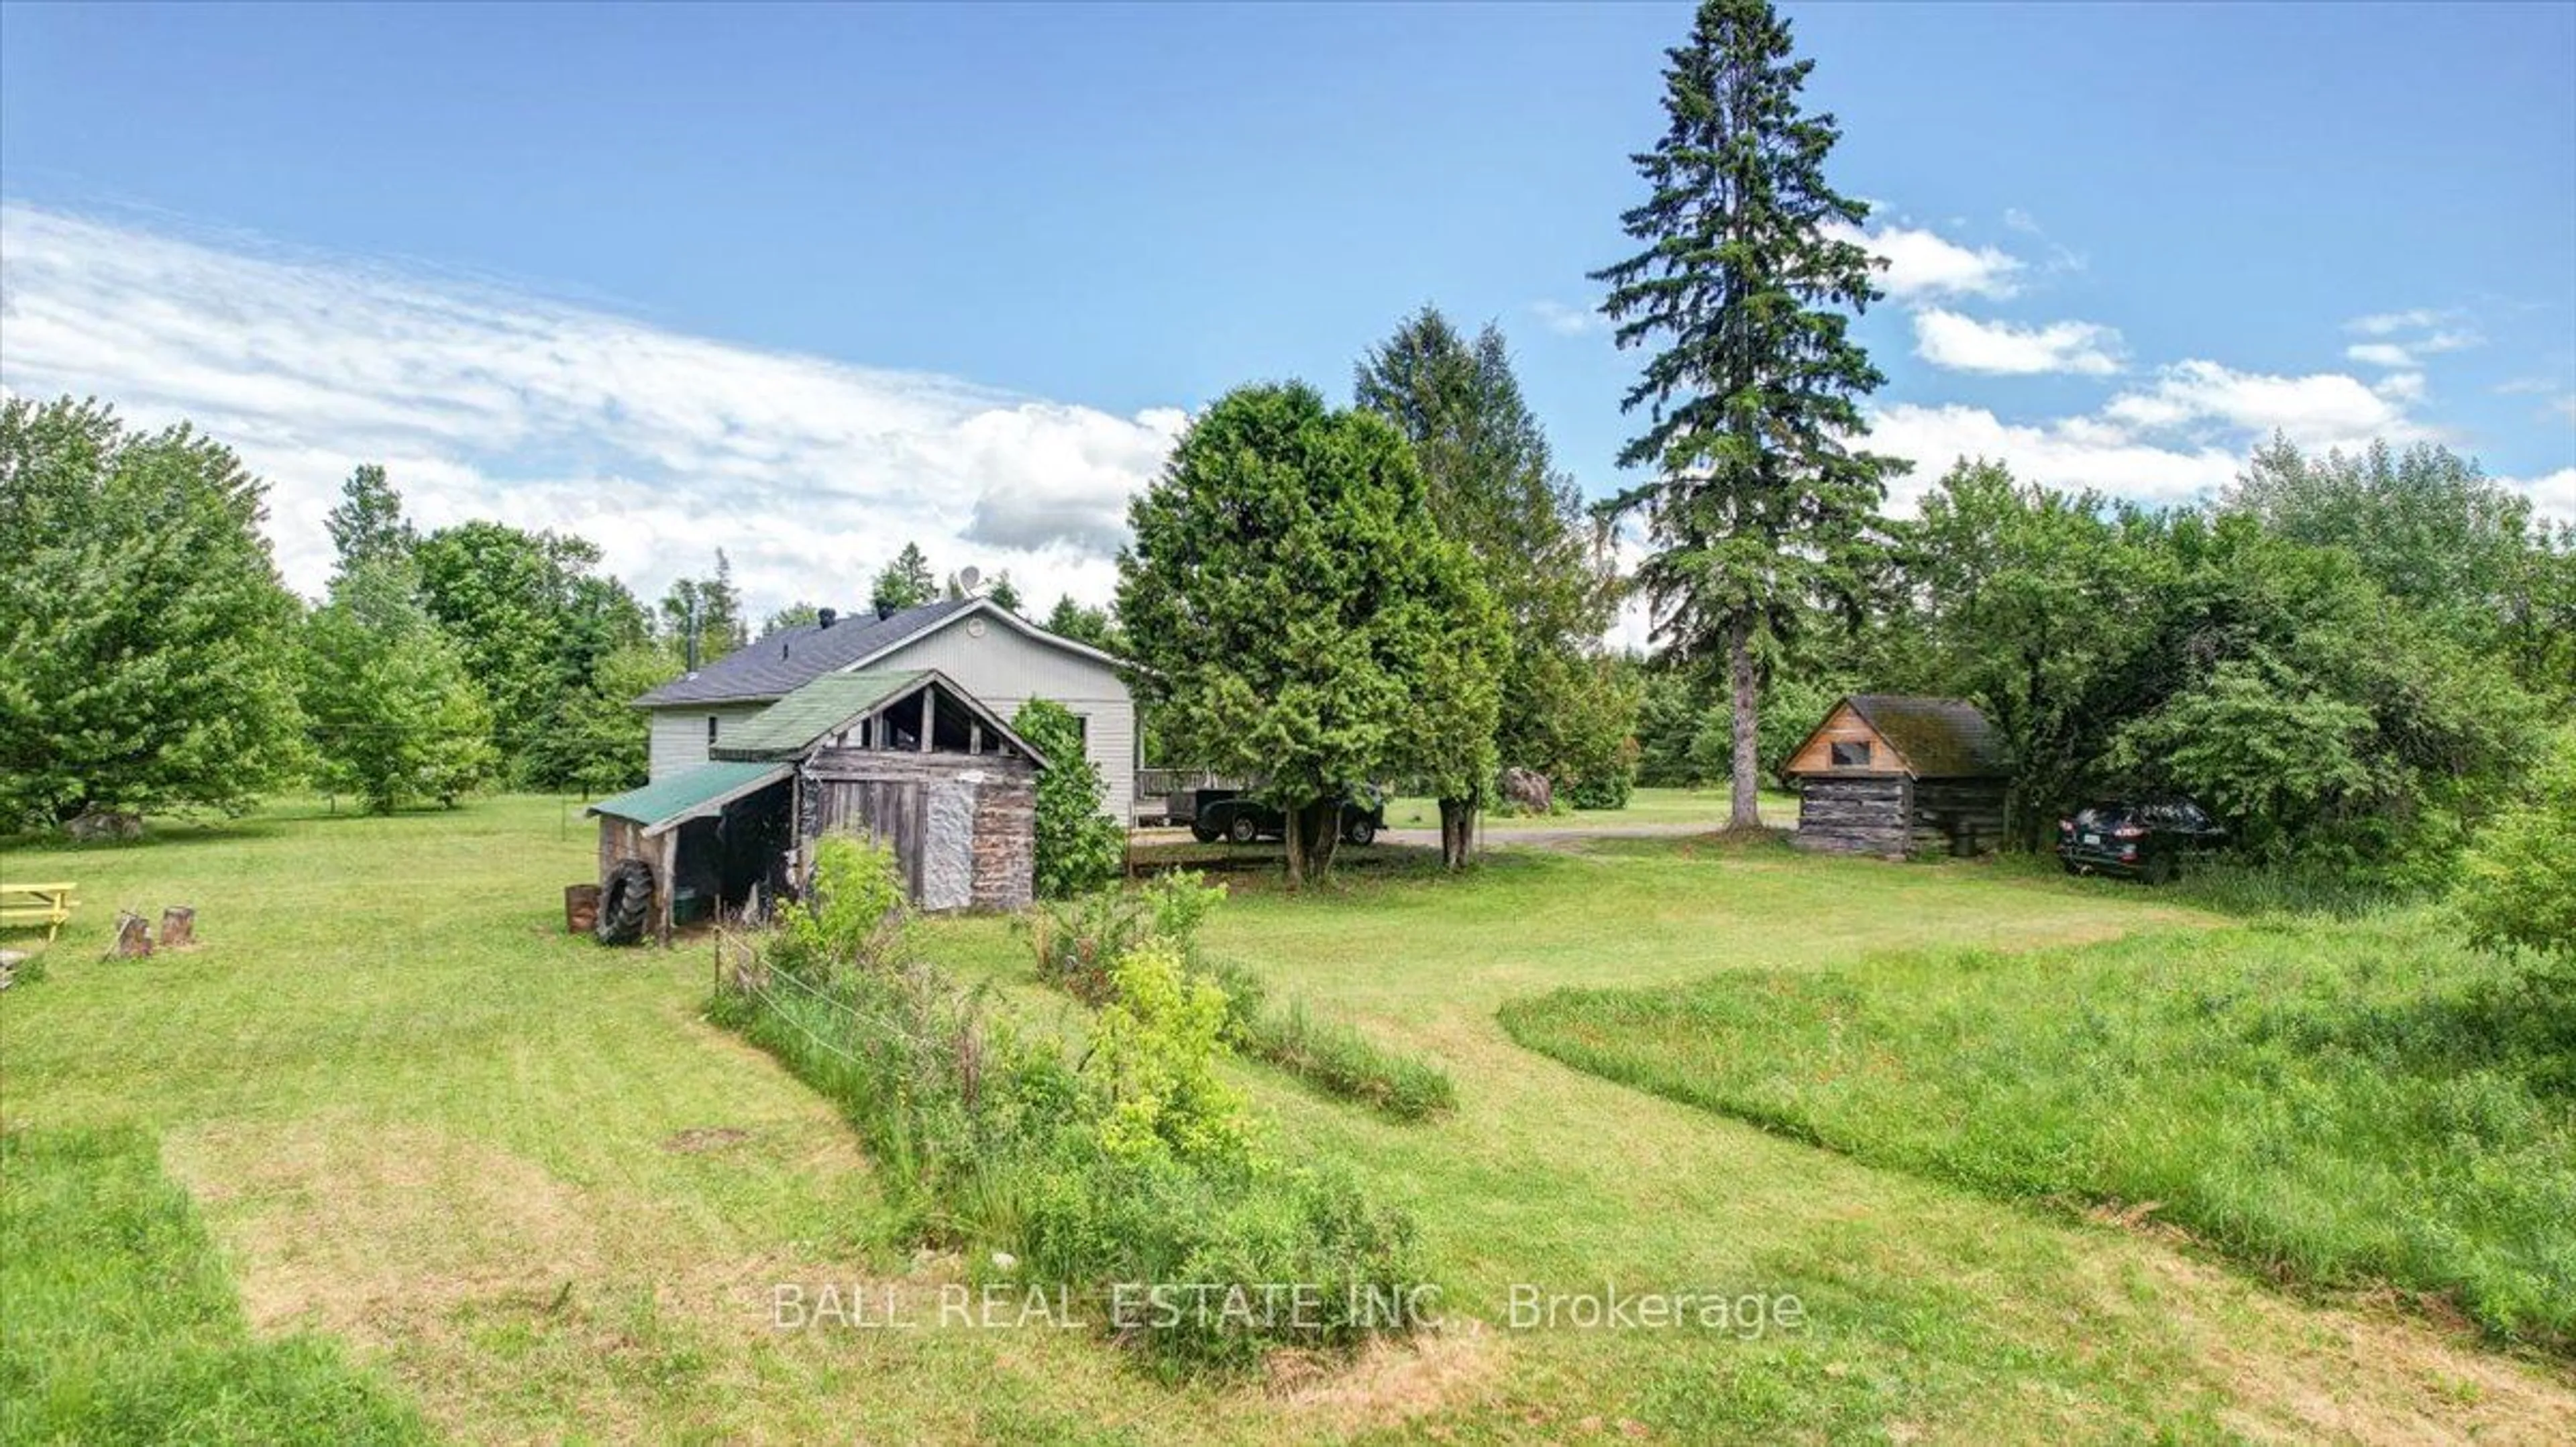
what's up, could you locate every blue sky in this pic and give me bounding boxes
[3,1,2571,618]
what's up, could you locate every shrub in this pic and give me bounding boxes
[2456,728,2576,975]
[1012,698,1125,899]
[1564,767,1633,811]
[773,832,910,979]
[1085,940,1254,1167]
[1027,871,1225,1004]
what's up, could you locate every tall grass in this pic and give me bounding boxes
[0,1127,427,1445]
[1501,911,2576,1350]
[1226,994,1456,1122]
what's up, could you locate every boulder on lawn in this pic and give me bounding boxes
[1501,767,1554,815]
[66,810,144,843]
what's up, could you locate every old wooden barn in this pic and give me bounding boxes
[587,668,1047,940]
[1784,694,2009,859]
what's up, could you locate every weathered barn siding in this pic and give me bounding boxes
[598,818,650,876]
[647,704,769,781]
[874,621,1134,825]
[800,747,1038,911]
[1791,775,1914,858]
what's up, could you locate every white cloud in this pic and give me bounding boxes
[2102,360,2430,452]
[0,205,1185,614]
[2347,307,2451,337]
[2503,467,2576,524]
[1865,402,2243,514]
[2345,341,2416,368]
[1911,310,2123,376]
[1530,300,1605,337]
[1828,221,2025,301]
[2373,372,2428,405]
[1861,352,2469,515]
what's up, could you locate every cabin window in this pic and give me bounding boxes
[1830,740,1872,767]
[706,716,720,745]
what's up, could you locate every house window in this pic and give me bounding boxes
[706,716,720,746]
[1830,739,1872,767]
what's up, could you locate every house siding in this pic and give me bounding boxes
[868,621,1134,825]
[647,704,771,782]
[641,610,1136,823]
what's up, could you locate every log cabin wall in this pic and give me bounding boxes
[1792,775,1913,858]
[1911,778,2010,858]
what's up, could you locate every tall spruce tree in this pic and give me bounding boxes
[870,542,937,613]
[657,551,748,668]
[323,463,415,580]
[1594,0,1898,830]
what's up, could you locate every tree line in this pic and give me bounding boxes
[0,396,1038,822]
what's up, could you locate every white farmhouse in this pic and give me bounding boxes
[636,597,1136,822]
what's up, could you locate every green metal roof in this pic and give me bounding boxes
[709,669,928,761]
[588,760,791,833]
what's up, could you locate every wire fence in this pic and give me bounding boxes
[712,925,937,1067]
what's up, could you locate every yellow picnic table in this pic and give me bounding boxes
[0,882,77,943]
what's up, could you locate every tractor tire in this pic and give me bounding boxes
[595,860,656,946]
[1226,812,1262,845]
[1343,818,1377,847]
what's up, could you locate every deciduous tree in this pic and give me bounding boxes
[1012,698,1124,897]
[301,556,496,812]
[0,396,307,824]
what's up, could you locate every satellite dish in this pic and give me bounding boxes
[957,565,982,594]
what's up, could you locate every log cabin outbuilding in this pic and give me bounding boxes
[588,667,1046,939]
[1784,694,2010,859]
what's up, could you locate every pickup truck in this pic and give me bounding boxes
[1188,787,1385,847]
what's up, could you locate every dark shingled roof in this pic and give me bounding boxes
[635,598,979,707]
[1843,695,2010,779]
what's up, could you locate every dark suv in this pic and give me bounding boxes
[2056,798,2226,883]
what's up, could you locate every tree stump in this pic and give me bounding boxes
[159,906,197,950]
[108,912,154,959]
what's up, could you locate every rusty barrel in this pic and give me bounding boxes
[564,883,602,934]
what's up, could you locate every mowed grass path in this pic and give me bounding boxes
[5,800,2570,1442]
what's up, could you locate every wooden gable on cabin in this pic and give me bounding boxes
[1785,700,1909,777]
[1786,695,2010,860]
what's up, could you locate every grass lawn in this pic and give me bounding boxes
[4,797,2569,1441]
[1380,784,1796,832]
[1500,914,2576,1351]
